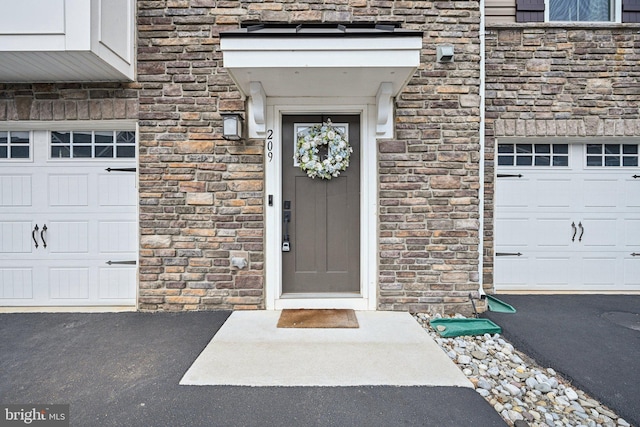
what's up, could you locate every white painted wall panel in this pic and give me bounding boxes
[494,257,529,287]
[580,218,618,248]
[49,175,89,206]
[0,0,65,35]
[99,174,136,206]
[49,222,89,253]
[624,179,640,207]
[99,268,136,299]
[624,219,640,247]
[0,269,33,299]
[536,179,571,208]
[495,218,528,246]
[496,179,530,208]
[49,268,89,299]
[0,222,33,253]
[0,176,32,206]
[0,0,134,81]
[99,221,136,253]
[99,0,132,62]
[64,0,91,51]
[623,258,640,286]
[535,218,573,248]
[580,258,617,286]
[581,178,618,208]
[535,257,570,286]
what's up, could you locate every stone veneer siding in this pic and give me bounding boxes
[136,0,482,313]
[0,84,138,121]
[483,24,640,290]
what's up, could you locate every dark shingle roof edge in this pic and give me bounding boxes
[220,23,423,38]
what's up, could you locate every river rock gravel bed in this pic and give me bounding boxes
[413,313,632,427]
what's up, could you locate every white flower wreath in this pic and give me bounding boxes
[294,119,353,179]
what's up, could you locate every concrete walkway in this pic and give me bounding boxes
[484,294,640,427]
[181,311,471,387]
[0,311,505,426]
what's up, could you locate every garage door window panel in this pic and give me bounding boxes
[623,145,638,166]
[0,131,31,160]
[95,131,114,158]
[586,143,639,167]
[51,131,136,159]
[552,144,569,166]
[116,131,136,158]
[498,143,569,167]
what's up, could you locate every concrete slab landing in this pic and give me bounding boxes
[180,310,472,387]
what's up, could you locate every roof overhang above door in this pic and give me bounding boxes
[220,24,423,138]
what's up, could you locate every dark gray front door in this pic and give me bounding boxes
[282,115,360,294]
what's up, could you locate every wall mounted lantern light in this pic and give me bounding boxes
[436,45,454,63]
[222,113,244,140]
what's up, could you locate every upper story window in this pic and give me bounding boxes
[0,131,31,160]
[549,0,615,21]
[516,0,636,23]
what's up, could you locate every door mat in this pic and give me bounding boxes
[277,309,359,328]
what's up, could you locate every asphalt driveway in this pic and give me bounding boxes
[1,311,505,427]
[484,294,640,426]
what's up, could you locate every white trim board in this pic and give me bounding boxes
[264,99,378,310]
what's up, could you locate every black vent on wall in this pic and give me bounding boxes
[516,0,545,22]
[623,0,640,22]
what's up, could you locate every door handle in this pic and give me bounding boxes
[282,210,291,252]
[41,224,48,248]
[578,222,584,242]
[571,222,577,242]
[32,224,39,248]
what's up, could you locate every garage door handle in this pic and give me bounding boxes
[40,225,47,248]
[105,167,137,172]
[571,222,577,242]
[32,224,39,249]
[106,260,137,265]
[578,222,584,242]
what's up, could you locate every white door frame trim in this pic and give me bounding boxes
[264,97,378,310]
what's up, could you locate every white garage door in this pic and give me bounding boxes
[495,141,640,292]
[0,129,137,307]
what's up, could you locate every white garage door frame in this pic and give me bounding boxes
[0,120,139,312]
[495,137,640,294]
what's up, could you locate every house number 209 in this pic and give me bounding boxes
[266,129,273,162]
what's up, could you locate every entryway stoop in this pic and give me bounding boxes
[180,311,472,387]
